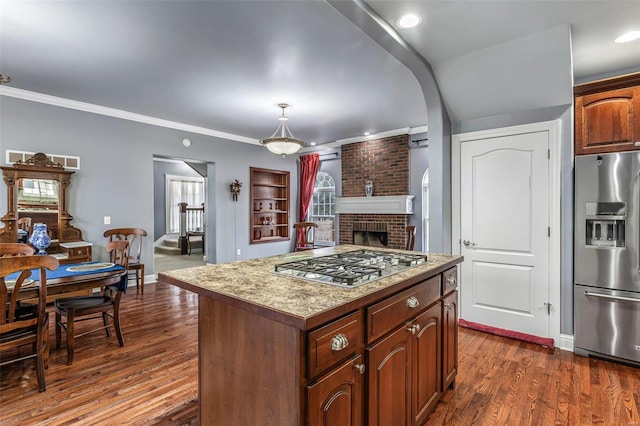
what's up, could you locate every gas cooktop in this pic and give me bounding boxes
[273,249,428,288]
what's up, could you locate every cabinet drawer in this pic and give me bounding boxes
[307,311,363,379]
[68,246,92,260]
[367,276,440,342]
[442,266,458,296]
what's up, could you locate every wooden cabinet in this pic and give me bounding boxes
[366,275,443,426]
[367,321,411,426]
[442,290,458,390]
[59,242,92,264]
[442,267,458,391]
[367,301,441,426]
[574,73,640,155]
[175,252,463,426]
[307,354,364,426]
[250,167,290,243]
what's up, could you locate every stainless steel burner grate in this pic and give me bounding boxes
[273,249,428,288]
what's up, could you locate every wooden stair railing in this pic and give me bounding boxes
[178,203,205,255]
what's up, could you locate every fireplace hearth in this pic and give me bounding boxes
[353,230,388,247]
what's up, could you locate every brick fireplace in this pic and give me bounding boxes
[339,134,410,249]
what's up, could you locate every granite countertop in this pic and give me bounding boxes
[158,245,462,328]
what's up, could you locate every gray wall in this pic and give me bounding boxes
[152,159,203,241]
[0,96,299,273]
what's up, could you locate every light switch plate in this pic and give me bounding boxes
[104,216,111,225]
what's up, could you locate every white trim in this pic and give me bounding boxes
[452,119,562,348]
[299,125,428,153]
[559,334,574,352]
[0,86,259,145]
[335,195,414,214]
[409,125,428,135]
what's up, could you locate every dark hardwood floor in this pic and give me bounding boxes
[1,282,639,425]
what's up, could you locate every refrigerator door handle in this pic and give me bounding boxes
[585,291,640,303]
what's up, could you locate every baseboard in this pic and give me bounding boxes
[559,334,574,352]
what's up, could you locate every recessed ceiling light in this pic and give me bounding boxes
[397,14,422,29]
[310,142,316,146]
[615,31,640,43]
[364,132,371,136]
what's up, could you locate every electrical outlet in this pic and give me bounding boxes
[104,216,111,225]
[236,249,241,256]
[635,345,640,351]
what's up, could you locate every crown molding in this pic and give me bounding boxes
[0,86,260,145]
[299,125,428,153]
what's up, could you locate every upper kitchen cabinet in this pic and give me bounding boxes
[250,167,290,244]
[574,73,640,156]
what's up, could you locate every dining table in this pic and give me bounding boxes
[7,260,128,299]
[6,260,128,363]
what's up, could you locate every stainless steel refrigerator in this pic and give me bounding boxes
[574,151,640,365]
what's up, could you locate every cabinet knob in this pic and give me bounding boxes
[444,303,452,310]
[406,296,420,309]
[353,363,366,374]
[447,275,456,285]
[406,324,421,335]
[330,333,349,352]
[635,141,640,147]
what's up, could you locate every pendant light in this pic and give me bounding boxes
[261,103,304,157]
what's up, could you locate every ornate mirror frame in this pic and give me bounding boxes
[0,152,82,243]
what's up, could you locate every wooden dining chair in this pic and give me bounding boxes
[405,225,416,251]
[55,240,129,365]
[17,217,32,243]
[0,255,59,392]
[293,222,319,251]
[0,243,35,257]
[103,227,147,293]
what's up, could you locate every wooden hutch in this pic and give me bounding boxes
[0,152,92,263]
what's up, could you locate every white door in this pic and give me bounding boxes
[459,128,551,338]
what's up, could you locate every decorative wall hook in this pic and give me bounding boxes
[230,179,242,201]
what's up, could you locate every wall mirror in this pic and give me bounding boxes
[1,152,82,243]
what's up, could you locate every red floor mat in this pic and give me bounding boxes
[459,318,554,348]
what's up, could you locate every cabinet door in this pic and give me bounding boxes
[307,354,364,426]
[575,87,640,155]
[411,303,441,426]
[367,325,411,426]
[442,291,458,391]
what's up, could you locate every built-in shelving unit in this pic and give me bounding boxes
[250,167,290,244]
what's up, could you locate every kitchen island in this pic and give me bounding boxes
[158,245,463,426]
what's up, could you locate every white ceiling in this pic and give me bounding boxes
[1,1,639,148]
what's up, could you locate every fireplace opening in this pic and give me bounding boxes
[353,231,388,247]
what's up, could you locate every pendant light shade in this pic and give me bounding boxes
[261,103,304,157]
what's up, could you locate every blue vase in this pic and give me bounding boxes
[29,223,51,255]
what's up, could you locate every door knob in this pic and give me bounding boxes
[463,240,471,247]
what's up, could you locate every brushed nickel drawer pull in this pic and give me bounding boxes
[447,275,456,285]
[354,363,366,374]
[407,296,419,308]
[331,333,349,351]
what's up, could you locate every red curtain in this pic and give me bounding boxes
[298,153,320,247]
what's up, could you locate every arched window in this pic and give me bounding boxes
[310,171,336,245]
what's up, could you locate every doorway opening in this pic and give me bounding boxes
[152,156,209,274]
